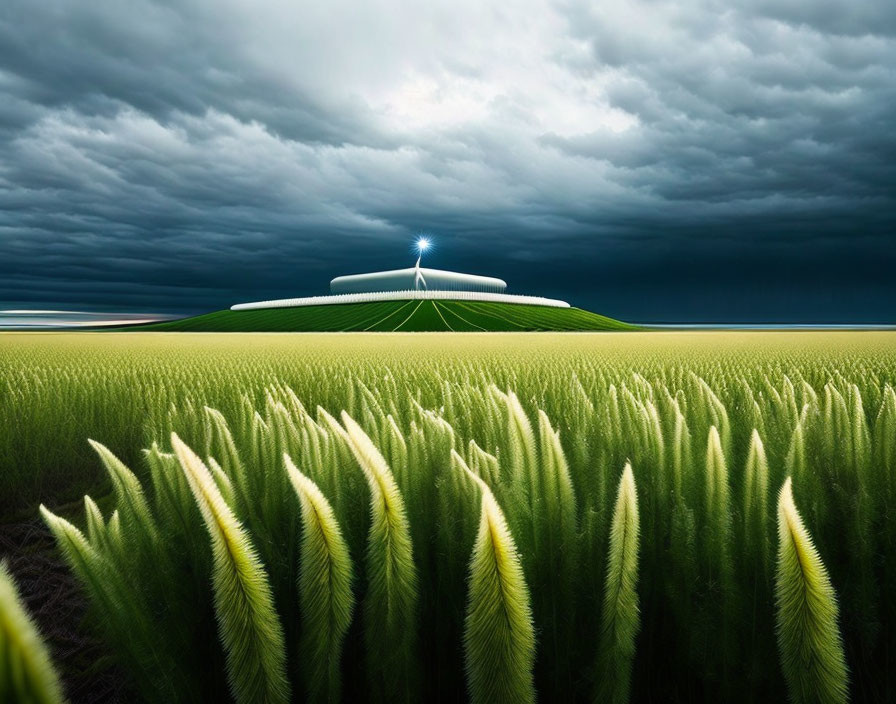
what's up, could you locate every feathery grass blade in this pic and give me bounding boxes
[467,440,501,487]
[340,412,418,701]
[670,405,691,501]
[39,505,181,699]
[703,426,731,585]
[743,430,770,575]
[144,443,193,519]
[0,561,65,704]
[775,477,848,704]
[455,452,536,704]
[83,495,107,549]
[537,410,577,544]
[285,454,354,703]
[535,409,578,693]
[88,439,159,544]
[171,433,289,704]
[594,462,641,704]
[505,390,538,490]
[207,456,235,508]
[40,504,114,614]
[786,408,808,482]
[204,406,249,497]
[875,385,896,484]
[106,511,123,553]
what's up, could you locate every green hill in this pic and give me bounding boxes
[135,300,637,332]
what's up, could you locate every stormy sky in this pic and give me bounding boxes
[1,0,894,323]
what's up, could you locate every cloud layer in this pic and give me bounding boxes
[1,0,894,321]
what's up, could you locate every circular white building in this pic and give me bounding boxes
[231,241,568,310]
[331,266,506,295]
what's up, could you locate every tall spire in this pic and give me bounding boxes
[414,236,431,290]
[414,255,427,290]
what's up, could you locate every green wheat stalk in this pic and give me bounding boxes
[171,433,290,704]
[0,561,65,704]
[743,429,770,576]
[455,451,536,704]
[775,477,848,704]
[341,412,419,702]
[285,453,355,703]
[594,462,641,704]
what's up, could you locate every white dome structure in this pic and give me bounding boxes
[331,266,506,294]
[230,241,569,311]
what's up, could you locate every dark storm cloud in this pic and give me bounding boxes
[0,0,893,322]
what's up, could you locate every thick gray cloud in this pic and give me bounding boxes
[0,0,893,322]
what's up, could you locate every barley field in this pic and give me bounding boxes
[2,331,895,703]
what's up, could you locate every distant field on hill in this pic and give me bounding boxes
[135,299,637,331]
